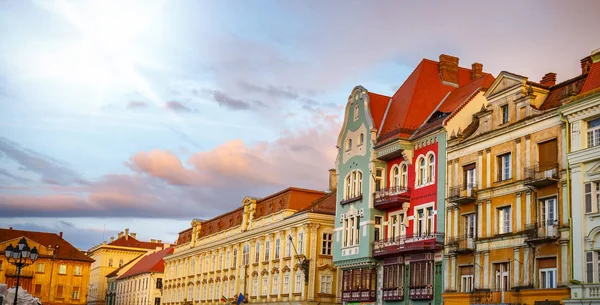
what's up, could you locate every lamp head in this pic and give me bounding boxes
[17,237,27,250]
[30,247,38,261]
[21,244,31,259]
[4,244,13,259]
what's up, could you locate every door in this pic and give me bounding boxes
[541,198,557,236]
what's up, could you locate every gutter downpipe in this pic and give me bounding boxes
[558,109,573,281]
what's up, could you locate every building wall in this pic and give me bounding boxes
[115,273,163,305]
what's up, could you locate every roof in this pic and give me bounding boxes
[378,58,489,142]
[0,228,94,262]
[108,235,165,250]
[367,92,391,130]
[582,60,600,93]
[106,254,144,278]
[295,190,336,215]
[119,247,174,279]
[176,227,193,245]
[539,73,588,110]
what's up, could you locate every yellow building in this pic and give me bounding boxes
[163,186,339,305]
[443,68,589,305]
[0,228,94,305]
[87,229,166,305]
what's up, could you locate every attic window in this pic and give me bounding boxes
[501,105,509,124]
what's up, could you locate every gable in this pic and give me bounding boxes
[485,72,524,99]
[336,86,388,149]
[587,161,600,179]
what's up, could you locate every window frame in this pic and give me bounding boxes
[321,233,333,255]
[501,104,509,124]
[587,117,600,148]
[58,264,67,275]
[497,206,512,234]
[539,268,557,289]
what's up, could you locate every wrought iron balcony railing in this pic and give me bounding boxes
[524,220,559,244]
[341,289,376,302]
[448,184,477,204]
[373,232,444,256]
[447,235,476,253]
[374,186,411,209]
[524,163,559,188]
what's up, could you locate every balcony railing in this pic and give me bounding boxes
[409,286,433,300]
[524,163,559,188]
[374,186,411,209]
[524,221,559,244]
[373,232,445,257]
[382,287,404,301]
[341,289,376,302]
[447,235,476,254]
[448,184,477,204]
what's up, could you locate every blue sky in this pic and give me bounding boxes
[1,0,599,249]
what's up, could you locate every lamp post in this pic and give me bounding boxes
[288,235,309,305]
[4,237,39,305]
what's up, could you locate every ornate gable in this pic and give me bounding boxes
[485,72,524,99]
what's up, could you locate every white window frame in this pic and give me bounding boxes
[427,153,435,183]
[264,240,270,261]
[272,276,279,295]
[391,165,400,188]
[255,241,260,264]
[497,206,511,234]
[294,273,303,293]
[498,153,512,181]
[232,249,238,267]
[242,245,250,266]
[417,157,426,186]
[585,182,600,213]
[501,104,509,124]
[344,170,363,200]
[320,274,333,294]
[494,262,510,291]
[539,268,557,289]
[321,233,333,255]
[460,275,473,293]
[275,239,281,259]
[400,163,408,188]
[375,167,384,192]
[59,264,67,274]
[252,278,258,296]
[389,211,406,239]
[587,117,600,148]
[283,273,290,294]
[464,213,476,238]
[298,232,304,254]
[414,203,434,237]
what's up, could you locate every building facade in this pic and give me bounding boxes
[562,49,600,305]
[0,228,94,305]
[106,254,146,305]
[114,247,173,305]
[442,63,590,305]
[87,229,166,305]
[163,187,339,305]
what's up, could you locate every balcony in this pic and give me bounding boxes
[341,289,376,302]
[374,186,411,210]
[4,268,34,278]
[448,184,477,205]
[373,232,445,257]
[524,221,559,244]
[382,287,404,301]
[340,194,363,205]
[375,138,414,161]
[447,235,476,254]
[524,163,559,188]
[409,286,433,300]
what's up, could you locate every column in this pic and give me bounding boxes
[454,208,459,239]
[526,191,532,226]
[513,247,520,287]
[451,256,457,290]
[515,192,522,231]
[515,138,521,180]
[478,151,483,189]
[525,135,531,168]
[486,200,491,237]
[524,247,530,285]
[486,148,491,188]
[561,240,569,285]
[483,251,490,288]
[447,209,453,240]
[454,160,459,187]
[477,202,483,238]
[474,252,481,288]
[448,160,453,188]
[444,255,451,291]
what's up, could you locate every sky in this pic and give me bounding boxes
[1,0,599,250]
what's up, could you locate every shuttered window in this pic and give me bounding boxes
[57,285,64,298]
[538,257,556,269]
[538,139,557,171]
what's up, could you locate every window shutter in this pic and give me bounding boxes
[537,257,557,268]
[538,140,557,171]
[586,183,593,213]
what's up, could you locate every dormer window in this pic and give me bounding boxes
[587,117,600,148]
[501,104,509,124]
[353,105,359,121]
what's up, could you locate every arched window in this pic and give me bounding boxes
[401,163,408,188]
[427,154,435,183]
[418,157,426,185]
[392,166,399,188]
[359,133,364,145]
[347,139,353,150]
[109,258,113,267]
[344,170,363,200]
[233,248,238,267]
[255,241,260,263]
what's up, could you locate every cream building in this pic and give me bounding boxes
[163,187,339,305]
[87,229,166,305]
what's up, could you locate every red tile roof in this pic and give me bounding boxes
[539,73,588,110]
[367,92,391,130]
[439,74,495,114]
[378,59,488,142]
[0,228,94,262]
[176,227,193,245]
[119,247,174,279]
[295,190,336,215]
[581,61,600,93]
[108,235,165,250]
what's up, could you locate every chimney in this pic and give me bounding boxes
[157,240,162,243]
[130,233,137,239]
[581,56,593,74]
[59,232,63,238]
[471,63,483,80]
[164,243,171,248]
[328,169,337,191]
[540,72,557,87]
[118,231,124,239]
[110,237,114,242]
[439,54,459,86]
[9,227,12,230]
[125,228,129,240]
[151,239,156,243]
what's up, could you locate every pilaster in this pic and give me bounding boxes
[515,192,522,231]
[486,148,491,188]
[478,151,483,189]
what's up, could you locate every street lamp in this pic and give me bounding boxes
[4,238,39,305]
[287,235,309,283]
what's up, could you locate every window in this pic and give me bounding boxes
[295,273,303,293]
[427,154,435,183]
[322,233,333,255]
[463,163,476,190]
[346,138,353,150]
[119,259,123,267]
[223,281,228,298]
[375,168,383,192]
[57,285,64,298]
[497,153,511,181]
[389,212,405,239]
[342,215,360,247]
[415,207,433,237]
[286,237,292,257]
[272,276,279,295]
[34,284,42,296]
[497,206,511,234]
[190,258,195,274]
[540,268,557,288]
[252,278,258,296]
[154,298,161,305]
[401,164,408,188]
[501,104,509,124]
[353,104,359,121]
[262,276,268,295]
[156,278,163,289]
[494,263,510,291]
[59,264,67,275]
[209,284,214,300]
[109,258,113,267]
[418,157,426,185]
[275,239,280,259]
[341,268,376,301]
[343,170,363,200]
[225,251,230,269]
[230,279,235,297]
[464,214,476,238]
[587,117,600,148]
[203,286,207,301]
[233,249,238,267]
[460,266,474,292]
[382,263,404,299]
[409,261,433,290]
[71,287,80,299]
[391,166,400,188]
[540,198,558,236]
[242,245,250,266]
[283,273,290,294]
[74,265,81,276]
[320,274,333,294]
[585,182,600,213]
[359,133,364,145]
[36,263,45,273]
[298,232,304,254]
[255,241,261,263]
[264,241,270,261]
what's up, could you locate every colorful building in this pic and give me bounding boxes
[562,48,600,305]
[106,254,145,305]
[333,54,492,305]
[0,228,94,305]
[87,229,166,305]
[114,247,173,305]
[162,185,339,305]
[442,58,590,305]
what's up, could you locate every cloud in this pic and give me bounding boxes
[126,100,148,109]
[203,89,251,110]
[165,100,194,112]
[0,136,87,185]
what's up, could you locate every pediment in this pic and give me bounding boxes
[485,73,524,99]
[241,196,257,206]
[587,161,600,178]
